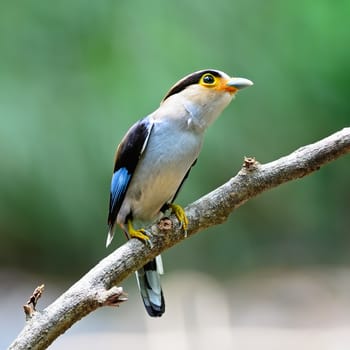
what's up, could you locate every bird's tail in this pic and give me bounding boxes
[135,255,165,317]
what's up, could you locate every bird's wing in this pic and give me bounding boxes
[108,117,154,229]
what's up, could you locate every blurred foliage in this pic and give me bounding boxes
[0,0,349,277]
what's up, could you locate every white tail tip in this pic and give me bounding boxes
[106,231,114,248]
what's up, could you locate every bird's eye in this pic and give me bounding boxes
[201,73,216,86]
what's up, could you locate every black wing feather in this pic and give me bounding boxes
[108,118,153,227]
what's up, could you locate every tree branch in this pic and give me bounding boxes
[8,127,350,350]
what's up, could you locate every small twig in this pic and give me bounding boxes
[242,156,259,171]
[23,284,45,320]
[98,286,128,307]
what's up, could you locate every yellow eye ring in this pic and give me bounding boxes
[200,73,216,86]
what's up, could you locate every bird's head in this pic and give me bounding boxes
[161,69,253,129]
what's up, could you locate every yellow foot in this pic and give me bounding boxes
[127,220,153,248]
[169,203,188,236]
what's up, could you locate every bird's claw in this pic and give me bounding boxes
[169,204,188,237]
[141,229,154,248]
[127,221,153,248]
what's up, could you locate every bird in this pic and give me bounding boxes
[106,69,253,317]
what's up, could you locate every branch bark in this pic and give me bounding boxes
[8,127,350,350]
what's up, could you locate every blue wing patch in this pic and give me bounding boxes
[110,167,131,216]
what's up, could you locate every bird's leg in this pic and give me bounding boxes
[169,204,188,237]
[127,220,153,248]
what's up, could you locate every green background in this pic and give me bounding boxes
[1,0,349,278]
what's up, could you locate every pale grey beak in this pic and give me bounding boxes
[226,77,254,90]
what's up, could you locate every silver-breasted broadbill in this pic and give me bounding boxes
[107,69,253,317]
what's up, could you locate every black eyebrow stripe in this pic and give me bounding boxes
[162,70,222,101]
